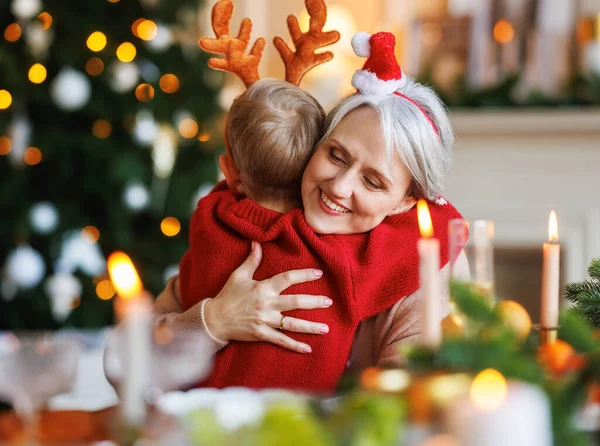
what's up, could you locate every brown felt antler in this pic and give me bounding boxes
[273,0,341,86]
[198,0,265,88]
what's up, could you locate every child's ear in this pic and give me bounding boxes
[218,153,241,190]
[387,195,417,216]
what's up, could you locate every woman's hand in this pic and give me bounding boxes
[204,242,332,353]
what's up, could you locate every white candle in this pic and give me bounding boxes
[540,211,560,329]
[108,252,152,426]
[445,369,553,446]
[417,200,441,348]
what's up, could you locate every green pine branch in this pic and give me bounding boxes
[564,258,600,328]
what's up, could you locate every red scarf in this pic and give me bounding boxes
[179,183,462,393]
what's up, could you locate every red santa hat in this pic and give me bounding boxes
[351,31,407,95]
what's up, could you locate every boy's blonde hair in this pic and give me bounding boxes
[226,78,325,202]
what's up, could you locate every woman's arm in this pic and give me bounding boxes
[350,250,469,369]
[152,242,333,354]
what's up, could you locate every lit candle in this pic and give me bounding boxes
[540,211,560,330]
[417,200,441,348]
[107,251,152,426]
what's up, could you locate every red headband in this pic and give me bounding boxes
[393,91,439,138]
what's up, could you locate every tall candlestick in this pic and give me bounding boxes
[540,211,560,331]
[417,200,441,348]
[108,252,152,426]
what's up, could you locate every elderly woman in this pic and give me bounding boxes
[155,32,468,389]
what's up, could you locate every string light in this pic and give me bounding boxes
[0,137,11,155]
[87,31,107,52]
[24,147,42,165]
[161,217,181,236]
[135,83,154,102]
[85,57,104,76]
[82,225,100,244]
[96,279,115,300]
[198,132,210,142]
[159,74,180,93]
[28,63,47,84]
[37,12,52,30]
[92,120,112,138]
[137,20,158,41]
[4,23,22,42]
[179,119,198,138]
[107,0,120,3]
[131,18,145,38]
[116,42,136,62]
[0,90,12,109]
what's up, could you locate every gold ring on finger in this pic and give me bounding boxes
[279,315,287,330]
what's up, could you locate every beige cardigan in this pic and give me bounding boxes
[153,251,468,370]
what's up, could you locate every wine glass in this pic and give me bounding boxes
[0,332,81,445]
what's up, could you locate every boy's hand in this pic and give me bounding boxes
[204,242,333,353]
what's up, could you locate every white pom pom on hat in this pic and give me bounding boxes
[351,32,371,58]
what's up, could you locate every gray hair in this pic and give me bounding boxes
[321,76,453,200]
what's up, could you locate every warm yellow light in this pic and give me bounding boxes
[85,57,104,76]
[417,199,433,238]
[197,132,211,142]
[135,83,155,102]
[470,368,508,411]
[159,74,180,93]
[92,120,112,138]
[549,210,558,243]
[0,90,12,109]
[87,31,107,52]
[0,137,11,155]
[28,63,47,84]
[38,12,53,30]
[137,20,158,41]
[161,217,181,237]
[96,280,115,300]
[179,119,198,138]
[493,19,514,45]
[116,42,136,62]
[107,251,143,300]
[4,23,22,42]
[131,18,145,38]
[108,0,120,3]
[24,147,42,165]
[82,226,100,244]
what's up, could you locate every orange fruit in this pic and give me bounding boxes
[496,300,532,340]
[538,339,576,375]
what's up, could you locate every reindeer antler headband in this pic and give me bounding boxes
[198,0,340,87]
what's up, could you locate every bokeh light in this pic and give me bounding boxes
[96,279,115,300]
[0,137,12,155]
[161,217,181,237]
[137,20,158,41]
[87,31,107,52]
[108,0,120,3]
[135,83,155,102]
[4,23,22,42]
[116,42,136,62]
[24,147,42,165]
[28,63,47,84]
[38,12,53,30]
[159,74,180,93]
[494,20,514,45]
[179,119,198,138]
[82,225,100,244]
[131,18,145,38]
[92,120,112,138]
[0,90,12,109]
[197,132,210,142]
[85,57,104,76]
[470,368,508,411]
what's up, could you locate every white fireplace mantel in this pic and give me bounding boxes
[445,109,600,283]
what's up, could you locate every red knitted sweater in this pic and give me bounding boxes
[179,183,462,393]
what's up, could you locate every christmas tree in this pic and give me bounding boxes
[565,258,600,327]
[0,0,224,330]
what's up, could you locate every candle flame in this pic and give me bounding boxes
[548,210,558,243]
[417,199,434,238]
[107,251,143,300]
[470,368,507,411]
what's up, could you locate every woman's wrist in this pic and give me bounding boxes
[203,298,229,342]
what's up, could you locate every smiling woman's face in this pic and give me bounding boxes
[301,106,415,235]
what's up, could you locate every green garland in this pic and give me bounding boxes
[565,258,600,327]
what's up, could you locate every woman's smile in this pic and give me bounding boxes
[319,188,352,215]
